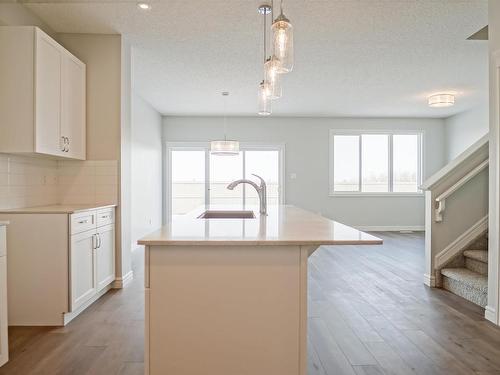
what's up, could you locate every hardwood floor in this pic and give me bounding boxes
[2,232,500,374]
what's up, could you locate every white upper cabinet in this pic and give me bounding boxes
[35,31,63,157]
[61,51,86,159]
[0,26,86,160]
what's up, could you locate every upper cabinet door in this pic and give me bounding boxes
[61,53,86,160]
[34,30,63,157]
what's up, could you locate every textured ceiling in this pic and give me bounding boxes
[22,0,489,118]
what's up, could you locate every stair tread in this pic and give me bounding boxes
[441,267,487,292]
[464,250,488,263]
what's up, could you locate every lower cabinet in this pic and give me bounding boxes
[0,206,116,326]
[96,224,115,292]
[70,212,116,313]
[70,229,97,312]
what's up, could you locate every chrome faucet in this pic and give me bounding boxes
[227,174,267,215]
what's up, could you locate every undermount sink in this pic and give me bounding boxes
[197,210,256,219]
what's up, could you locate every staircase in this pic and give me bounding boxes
[440,233,488,307]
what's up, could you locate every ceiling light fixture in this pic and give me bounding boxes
[272,0,293,73]
[137,2,151,10]
[210,92,240,155]
[264,55,282,100]
[428,93,455,108]
[258,81,272,116]
[258,4,273,115]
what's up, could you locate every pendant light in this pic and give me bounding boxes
[258,4,273,115]
[210,92,240,155]
[258,80,272,115]
[263,2,282,99]
[272,0,293,73]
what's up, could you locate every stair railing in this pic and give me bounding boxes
[434,159,489,222]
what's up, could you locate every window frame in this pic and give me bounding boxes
[329,130,424,197]
[165,142,286,218]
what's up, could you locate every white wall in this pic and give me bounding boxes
[487,0,500,325]
[163,116,446,229]
[445,104,489,161]
[0,3,55,37]
[131,93,163,251]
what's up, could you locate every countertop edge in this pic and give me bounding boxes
[138,239,383,246]
[0,204,117,214]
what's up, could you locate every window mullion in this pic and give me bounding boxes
[388,134,394,192]
[242,150,246,208]
[358,135,362,192]
[205,148,210,207]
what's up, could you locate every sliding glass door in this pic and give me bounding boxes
[168,144,284,216]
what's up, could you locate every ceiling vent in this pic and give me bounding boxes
[467,26,488,40]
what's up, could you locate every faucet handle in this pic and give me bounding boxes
[251,174,266,187]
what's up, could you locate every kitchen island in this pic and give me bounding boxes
[138,205,382,375]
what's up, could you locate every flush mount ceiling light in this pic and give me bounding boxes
[428,93,455,108]
[210,92,240,156]
[137,2,151,10]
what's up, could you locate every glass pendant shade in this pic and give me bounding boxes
[210,140,240,155]
[272,14,294,73]
[264,56,282,99]
[258,81,272,116]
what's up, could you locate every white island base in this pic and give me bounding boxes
[140,205,381,375]
[145,244,313,375]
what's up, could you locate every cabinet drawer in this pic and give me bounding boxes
[96,208,114,228]
[71,212,96,235]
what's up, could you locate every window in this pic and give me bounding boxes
[330,131,422,195]
[168,143,284,216]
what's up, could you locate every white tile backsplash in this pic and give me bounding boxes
[0,154,118,209]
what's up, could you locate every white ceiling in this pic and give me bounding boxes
[22,0,489,118]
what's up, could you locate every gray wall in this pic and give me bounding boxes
[163,116,446,229]
[445,104,489,162]
[131,93,163,250]
[487,0,500,324]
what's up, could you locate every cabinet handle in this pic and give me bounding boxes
[101,215,109,219]
[78,219,88,224]
[92,234,97,250]
[97,233,102,249]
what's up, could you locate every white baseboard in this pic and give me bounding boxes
[113,270,134,289]
[423,273,436,287]
[485,305,497,324]
[435,215,488,269]
[355,225,425,232]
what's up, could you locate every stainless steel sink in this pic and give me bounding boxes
[197,210,256,219]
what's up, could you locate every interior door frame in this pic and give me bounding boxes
[164,142,286,221]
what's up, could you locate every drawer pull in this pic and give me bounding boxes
[101,215,110,219]
[78,219,88,224]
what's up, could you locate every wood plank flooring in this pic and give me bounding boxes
[2,232,500,374]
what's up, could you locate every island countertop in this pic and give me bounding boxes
[138,205,382,246]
